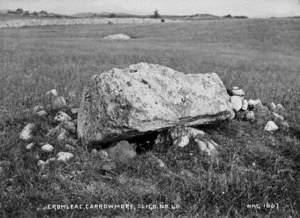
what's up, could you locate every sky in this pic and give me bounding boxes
[1,0,300,17]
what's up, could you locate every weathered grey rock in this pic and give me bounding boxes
[248,99,262,109]
[41,144,54,153]
[103,33,131,40]
[46,89,58,97]
[54,111,72,123]
[20,123,35,141]
[25,142,35,150]
[52,96,67,109]
[33,105,44,113]
[57,152,74,162]
[37,110,48,117]
[245,111,255,122]
[195,137,218,156]
[268,102,277,112]
[241,99,248,111]
[230,87,245,97]
[264,121,278,132]
[78,63,234,144]
[169,126,205,148]
[230,96,243,112]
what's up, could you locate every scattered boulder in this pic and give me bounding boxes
[230,86,245,97]
[41,144,54,153]
[37,160,45,167]
[52,96,67,109]
[230,96,243,112]
[248,99,262,109]
[37,110,48,117]
[78,63,234,144]
[54,111,72,123]
[46,89,58,97]
[276,103,285,111]
[25,142,35,150]
[272,112,284,121]
[105,140,136,164]
[33,105,44,113]
[20,123,35,141]
[264,121,279,132]
[268,102,277,112]
[57,152,74,162]
[45,157,56,164]
[103,33,131,40]
[169,126,205,148]
[194,137,218,156]
[61,121,76,134]
[245,111,255,122]
[156,126,218,156]
[241,99,248,111]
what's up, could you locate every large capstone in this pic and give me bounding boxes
[78,63,234,145]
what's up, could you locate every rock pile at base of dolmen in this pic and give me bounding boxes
[18,63,291,170]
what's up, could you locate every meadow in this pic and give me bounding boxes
[0,18,299,217]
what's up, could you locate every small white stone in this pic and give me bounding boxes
[248,99,262,108]
[230,96,243,112]
[33,105,44,113]
[269,102,277,111]
[245,111,255,121]
[37,110,48,117]
[272,112,284,121]
[264,121,279,132]
[194,138,218,156]
[52,96,67,109]
[37,160,45,166]
[25,142,35,150]
[231,88,245,97]
[276,104,285,111]
[157,159,165,168]
[57,152,74,162]
[41,144,54,153]
[54,111,72,123]
[177,135,190,148]
[20,123,35,141]
[46,89,58,96]
[241,99,248,111]
[45,157,56,164]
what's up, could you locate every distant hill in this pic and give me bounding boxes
[0,9,72,20]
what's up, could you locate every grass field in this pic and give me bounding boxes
[0,18,299,217]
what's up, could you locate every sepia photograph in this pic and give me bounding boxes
[0,0,299,217]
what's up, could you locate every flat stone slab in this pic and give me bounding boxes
[78,63,234,144]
